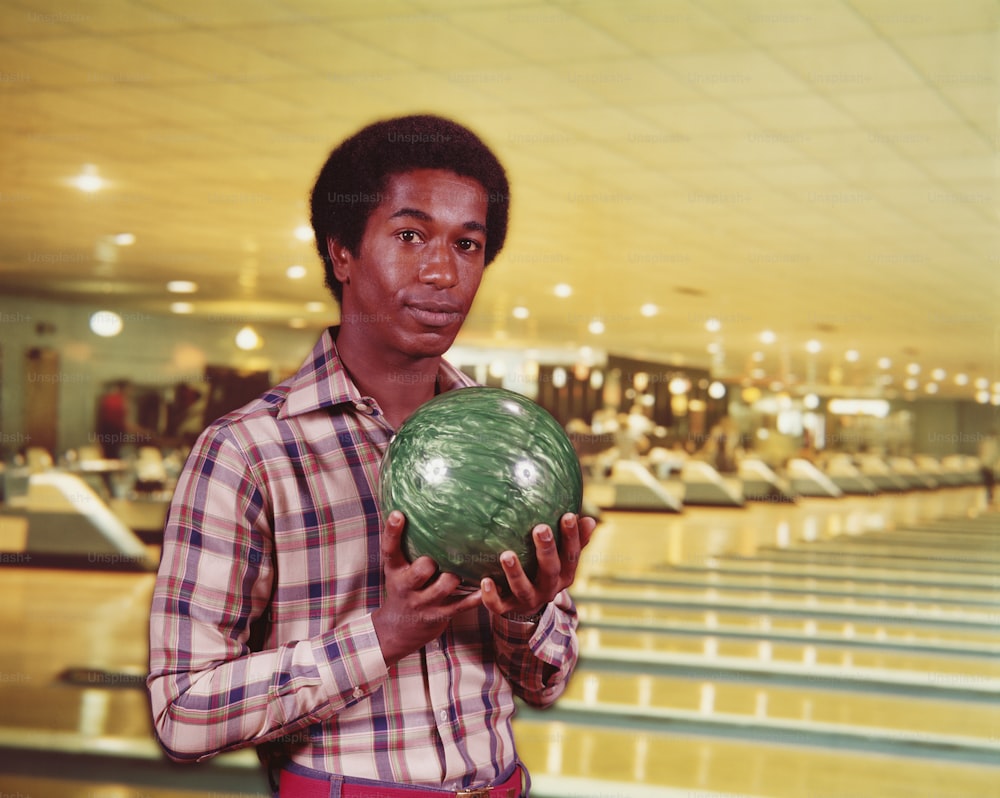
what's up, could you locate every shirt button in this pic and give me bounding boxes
[352,687,364,699]
[354,401,369,413]
[438,709,448,722]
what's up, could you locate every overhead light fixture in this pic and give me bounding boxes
[760,330,776,344]
[931,368,946,381]
[845,350,859,362]
[669,376,690,395]
[113,232,136,246]
[167,280,198,294]
[512,306,529,320]
[705,317,721,333]
[640,303,658,317]
[554,283,572,298]
[828,398,890,418]
[305,301,325,313]
[806,339,822,354]
[294,224,314,241]
[73,164,104,193]
[708,381,726,399]
[170,302,194,314]
[286,264,307,279]
[588,319,605,334]
[90,310,123,337]
[877,357,892,369]
[235,325,262,351]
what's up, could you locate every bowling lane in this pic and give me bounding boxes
[512,719,1000,798]
[577,489,990,575]
[667,560,997,592]
[588,571,999,609]
[574,626,1000,683]
[578,602,1000,654]
[552,669,1000,742]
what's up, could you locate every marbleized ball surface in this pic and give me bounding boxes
[379,387,583,589]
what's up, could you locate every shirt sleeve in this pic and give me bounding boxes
[146,425,389,762]
[489,589,579,708]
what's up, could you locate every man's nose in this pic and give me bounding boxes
[419,241,459,287]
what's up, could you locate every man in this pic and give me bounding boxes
[147,114,597,797]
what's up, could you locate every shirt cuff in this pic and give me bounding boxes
[313,614,389,707]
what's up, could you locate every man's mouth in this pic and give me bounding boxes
[406,301,465,328]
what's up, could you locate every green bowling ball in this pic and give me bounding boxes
[379,387,583,590]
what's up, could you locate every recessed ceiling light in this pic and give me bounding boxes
[73,164,104,193]
[640,303,658,317]
[512,306,529,319]
[167,280,198,293]
[114,232,135,246]
[878,357,892,369]
[305,301,325,313]
[760,330,776,344]
[705,318,721,333]
[806,339,821,354]
[554,283,572,298]
[588,319,605,335]
[931,368,946,381]
[170,302,194,314]
[845,350,859,362]
[294,224,314,241]
[235,325,262,351]
[90,310,123,337]
[286,264,307,279]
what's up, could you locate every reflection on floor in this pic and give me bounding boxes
[0,487,996,797]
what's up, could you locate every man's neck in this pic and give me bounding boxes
[334,327,442,429]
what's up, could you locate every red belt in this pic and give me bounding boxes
[279,765,523,798]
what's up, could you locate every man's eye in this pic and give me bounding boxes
[457,238,482,252]
[398,230,423,243]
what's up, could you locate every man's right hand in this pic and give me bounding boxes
[371,510,483,667]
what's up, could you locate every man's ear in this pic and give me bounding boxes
[327,236,353,285]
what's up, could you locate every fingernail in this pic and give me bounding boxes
[502,552,517,566]
[536,528,553,543]
[481,579,492,593]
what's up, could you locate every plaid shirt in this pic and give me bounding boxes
[147,327,579,789]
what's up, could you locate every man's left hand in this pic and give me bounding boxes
[480,512,598,620]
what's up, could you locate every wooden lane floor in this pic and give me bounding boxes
[577,602,1000,660]
[577,487,991,576]
[0,489,994,797]
[586,570,1000,609]
[512,718,1000,798]
[547,666,1000,746]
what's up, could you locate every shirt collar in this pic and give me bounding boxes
[279,326,476,419]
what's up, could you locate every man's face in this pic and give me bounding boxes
[331,169,489,360]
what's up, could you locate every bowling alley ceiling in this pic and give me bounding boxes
[0,0,997,400]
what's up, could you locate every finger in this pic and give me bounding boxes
[557,513,582,577]
[499,549,538,605]
[479,577,510,615]
[578,515,599,548]
[380,510,408,570]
